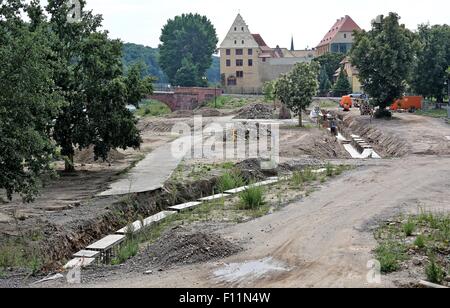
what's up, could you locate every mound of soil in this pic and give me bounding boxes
[74,147,125,164]
[144,227,241,267]
[234,104,275,120]
[167,110,194,118]
[195,107,222,117]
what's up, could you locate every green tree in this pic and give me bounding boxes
[275,62,319,127]
[0,0,61,201]
[412,25,450,107]
[47,0,149,171]
[333,68,352,96]
[319,66,332,96]
[313,52,346,83]
[159,13,218,87]
[125,63,155,107]
[262,81,276,102]
[351,13,416,117]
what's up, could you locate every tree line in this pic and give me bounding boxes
[0,0,153,202]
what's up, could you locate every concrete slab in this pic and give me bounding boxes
[64,257,96,269]
[116,220,144,235]
[116,211,177,234]
[445,136,450,141]
[73,250,100,258]
[225,186,250,194]
[0,212,13,223]
[249,179,279,188]
[198,194,230,201]
[86,234,125,251]
[168,202,202,212]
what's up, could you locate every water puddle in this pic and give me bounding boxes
[214,257,289,284]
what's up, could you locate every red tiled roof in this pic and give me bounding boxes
[316,15,361,48]
[252,34,269,47]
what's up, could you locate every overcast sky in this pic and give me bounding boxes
[51,0,450,49]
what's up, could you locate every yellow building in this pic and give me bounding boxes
[220,14,315,94]
[334,57,362,93]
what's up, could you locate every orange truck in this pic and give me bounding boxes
[390,96,423,111]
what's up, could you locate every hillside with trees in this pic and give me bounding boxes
[123,43,220,85]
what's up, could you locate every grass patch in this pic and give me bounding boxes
[415,109,448,118]
[206,96,247,109]
[111,240,139,265]
[374,241,407,273]
[403,219,416,237]
[136,99,171,117]
[425,257,446,284]
[216,171,245,193]
[0,238,45,275]
[374,210,450,281]
[239,186,265,210]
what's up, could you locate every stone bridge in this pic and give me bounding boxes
[149,87,223,111]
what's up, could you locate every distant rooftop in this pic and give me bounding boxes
[317,15,361,47]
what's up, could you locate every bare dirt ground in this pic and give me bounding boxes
[2,107,450,288]
[35,111,449,289]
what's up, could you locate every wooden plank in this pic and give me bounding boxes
[86,234,125,251]
[64,257,96,269]
[73,250,100,258]
[168,202,202,212]
[198,193,230,202]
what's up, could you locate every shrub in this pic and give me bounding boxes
[375,242,405,273]
[326,163,334,177]
[425,258,445,284]
[112,240,139,265]
[414,235,426,249]
[239,186,265,210]
[403,220,416,236]
[217,171,244,193]
[291,171,304,187]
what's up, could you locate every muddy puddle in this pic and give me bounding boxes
[214,257,289,284]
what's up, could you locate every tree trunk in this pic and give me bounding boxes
[298,112,303,127]
[65,153,75,173]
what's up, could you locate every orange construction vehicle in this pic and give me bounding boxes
[340,95,353,111]
[390,96,423,111]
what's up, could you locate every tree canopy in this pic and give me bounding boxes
[350,13,416,116]
[333,68,352,97]
[0,0,61,201]
[274,62,319,126]
[412,24,450,104]
[159,13,218,87]
[313,53,346,83]
[318,66,332,96]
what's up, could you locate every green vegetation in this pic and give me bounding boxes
[412,25,450,105]
[159,13,218,87]
[375,211,450,281]
[216,171,245,193]
[206,96,247,109]
[375,241,407,273]
[111,240,139,265]
[137,100,172,117]
[333,68,352,97]
[0,237,45,275]
[403,219,416,236]
[274,62,320,127]
[239,186,266,210]
[415,109,448,118]
[263,81,277,102]
[318,66,332,96]
[425,257,446,284]
[351,13,416,117]
[313,52,346,84]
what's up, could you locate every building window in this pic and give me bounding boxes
[226,49,231,56]
[242,40,244,44]
[236,59,243,66]
[236,49,243,56]
[344,34,347,38]
[241,27,244,31]
[226,59,231,67]
[248,49,253,56]
[236,71,244,78]
[262,58,266,62]
[248,59,253,66]
[227,76,237,86]
[234,27,237,31]
[234,40,237,45]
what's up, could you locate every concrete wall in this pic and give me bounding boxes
[149,87,222,111]
[259,57,312,83]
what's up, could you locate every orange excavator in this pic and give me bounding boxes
[340,95,353,111]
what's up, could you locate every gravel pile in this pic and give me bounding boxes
[233,104,274,119]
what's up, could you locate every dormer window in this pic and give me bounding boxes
[234,27,237,31]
